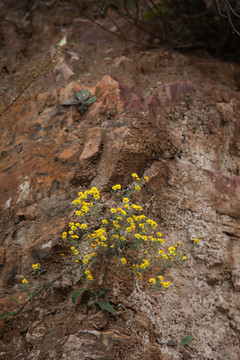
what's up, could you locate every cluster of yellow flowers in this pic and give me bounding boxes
[71,187,100,216]
[60,173,199,289]
[149,277,171,288]
[20,175,200,291]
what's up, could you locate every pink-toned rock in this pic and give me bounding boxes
[157,80,194,103]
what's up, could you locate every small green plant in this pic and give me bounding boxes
[59,172,200,310]
[62,89,97,115]
[72,287,116,314]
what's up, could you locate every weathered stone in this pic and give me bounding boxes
[157,80,194,103]
[79,128,102,162]
[1,39,240,360]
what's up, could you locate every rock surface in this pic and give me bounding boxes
[0,4,240,360]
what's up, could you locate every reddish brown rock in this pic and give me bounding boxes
[1,47,240,360]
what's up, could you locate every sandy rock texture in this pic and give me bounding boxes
[0,7,240,359]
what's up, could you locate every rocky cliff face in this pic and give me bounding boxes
[1,15,240,360]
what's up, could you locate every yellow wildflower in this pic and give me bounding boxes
[149,278,156,285]
[123,197,129,203]
[112,184,121,190]
[61,232,67,239]
[135,185,141,191]
[32,263,40,270]
[163,281,171,288]
[121,258,127,265]
[131,173,138,178]
[87,275,93,280]
[143,259,150,267]
[72,199,80,204]
[71,235,79,239]
[22,278,28,284]
[135,233,141,239]
[194,238,199,243]
[83,259,88,264]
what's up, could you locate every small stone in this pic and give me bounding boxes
[167,339,177,347]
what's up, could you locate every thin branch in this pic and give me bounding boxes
[215,0,228,17]
[227,8,240,35]
[0,47,63,118]
[223,0,240,18]
[0,263,80,339]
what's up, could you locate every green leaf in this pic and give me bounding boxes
[72,288,92,304]
[62,98,79,106]
[98,290,106,297]
[180,335,193,346]
[84,96,97,105]
[76,89,90,102]
[98,300,116,314]
[59,35,67,47]
[0,311,15,319]
[98,287,109,298]
[8,297,19,307]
